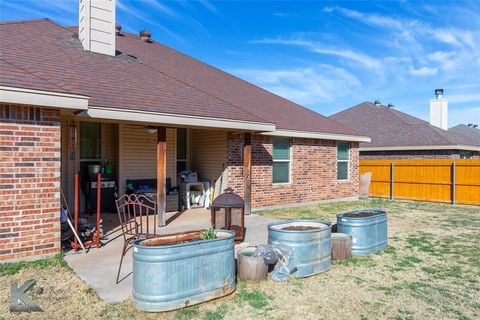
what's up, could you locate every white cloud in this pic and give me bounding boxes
[252,38,381,69]
[427,51,457,70]
[231,65,361,105]
[409,66,437,76]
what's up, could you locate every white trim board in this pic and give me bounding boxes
[263,129,371,143]
[81,106,277,132]
[0,86,89,110]
[361,145,480,152]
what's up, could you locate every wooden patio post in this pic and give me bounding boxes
[243,132,252,215]
[157,127,167,227]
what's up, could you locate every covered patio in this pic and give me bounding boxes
[64,211,277,303]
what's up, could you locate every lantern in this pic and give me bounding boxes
[211,188,245,242]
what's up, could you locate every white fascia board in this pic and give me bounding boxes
[0,86,89,110]
[83,106,277,132]
[262,129,371,143]
[361,145,480,152]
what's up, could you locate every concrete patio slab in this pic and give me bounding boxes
[64,210,278,303]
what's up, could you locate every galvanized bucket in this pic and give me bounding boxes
[267,220,332,277]
[336,210,388,255]
[132,230,236,312]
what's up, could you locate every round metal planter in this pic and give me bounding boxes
[336,210,388,255]
[267,220,332,277]
[132,230,236,312]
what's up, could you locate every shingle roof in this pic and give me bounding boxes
[449,124,480,144]
[330,102,480,148]
[0,19,362,137]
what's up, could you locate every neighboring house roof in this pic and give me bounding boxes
[449,124,480,144]
[0,19,368,141]
[330,102,480,151]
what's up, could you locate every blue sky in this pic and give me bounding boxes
[1,0,479,127]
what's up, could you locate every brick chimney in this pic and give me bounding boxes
[79,0,116,56]
[430,89,448,130]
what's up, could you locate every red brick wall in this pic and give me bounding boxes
[0,104,61,261]
[227,134,359,209]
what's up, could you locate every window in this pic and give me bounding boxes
[176,128,187,173]
[272,138,291,184]
[459,151,474,159]
[80,122,101,160]
[337,142,350,180]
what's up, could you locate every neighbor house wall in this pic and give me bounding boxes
[227,134,359,209]
[0,104,61,261]
[360,150,480,160]
[118,124,175,194]
[191,129,227,182]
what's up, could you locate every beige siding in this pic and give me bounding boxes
[191,129,227,182]
[118,124,174,194]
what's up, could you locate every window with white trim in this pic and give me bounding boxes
[272,138,291,184]
[337,142,350,180]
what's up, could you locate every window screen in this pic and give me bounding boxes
[273,138,290,183]
[176,128,187,173]
[337,142,350,180]
[80,122,101,160]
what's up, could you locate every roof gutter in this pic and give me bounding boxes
[0,86,89,110]
[361,145,480,152]
[82,106,277,132]
[262,129,371,143]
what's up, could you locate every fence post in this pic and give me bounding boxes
[451,162,456,205]
[390,162,394,200]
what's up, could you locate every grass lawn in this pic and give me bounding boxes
[1,198,479,320]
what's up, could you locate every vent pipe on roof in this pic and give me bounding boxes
[115,23,122,35]
[387,103,394,108]
[374,100,381,107]
[430,88,448,130]
[79,0,116,56]
[140,30,152,43]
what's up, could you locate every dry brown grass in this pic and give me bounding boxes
[1,199,479,320]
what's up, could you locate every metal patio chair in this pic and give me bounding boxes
[115,193,157,284]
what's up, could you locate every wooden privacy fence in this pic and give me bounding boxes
[359,159,480,205]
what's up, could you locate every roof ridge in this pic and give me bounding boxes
[417,122,453,144]
[384,104,425,126]
[0,18,51,26]
[135,58,273,125]
[142,37,338,123]
[0,58,74,94]
[56,25,273,125]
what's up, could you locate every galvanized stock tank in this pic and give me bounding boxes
[132,230,235,312]
[336,210,388,255]
[267,220,332,277]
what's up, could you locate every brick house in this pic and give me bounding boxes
[330,102,480,160]
[0,2,369,262]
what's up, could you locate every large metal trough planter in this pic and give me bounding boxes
[267,220,332,277]
[132,230,236,312]
[336,210,388,255]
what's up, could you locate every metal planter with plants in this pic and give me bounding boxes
[132,229,236,312]
[336,209,388,255]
